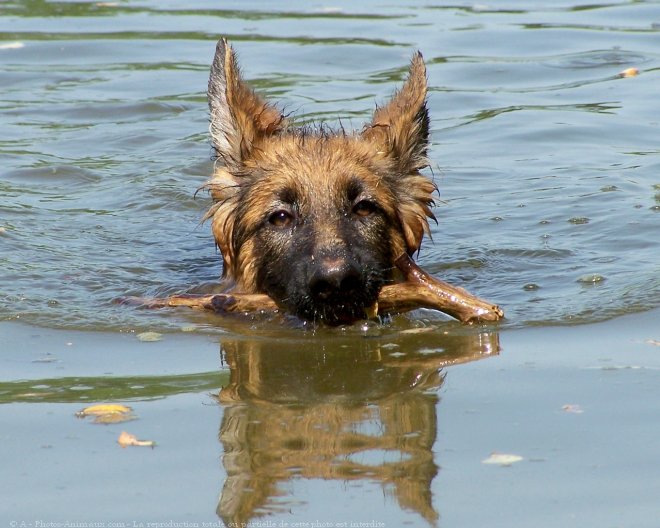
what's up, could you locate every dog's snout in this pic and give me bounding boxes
[309,257,361,301]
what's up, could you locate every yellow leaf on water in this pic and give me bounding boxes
[118,431,156,448]
[482,452,524,466]
[76,404,132,417]
[618,67,639,78]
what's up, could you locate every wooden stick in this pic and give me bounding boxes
[380,254,504,323]
[124,254,503,324]
[121,292,278,312]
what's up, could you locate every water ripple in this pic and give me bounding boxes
[1,0,659,332]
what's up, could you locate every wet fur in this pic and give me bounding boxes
[204,39,436,324]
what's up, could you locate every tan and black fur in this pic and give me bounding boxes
[204,39,436,325]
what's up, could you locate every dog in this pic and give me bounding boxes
[203,39,437,326]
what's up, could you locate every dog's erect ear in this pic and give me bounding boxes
[362,52,430,174]
[363,53,435,256]
[208,38,286,168]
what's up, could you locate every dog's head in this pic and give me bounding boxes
[205,39,436,325]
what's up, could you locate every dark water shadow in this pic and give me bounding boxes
[214,328,500,525]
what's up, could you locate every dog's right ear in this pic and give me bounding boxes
[208,39,286,169]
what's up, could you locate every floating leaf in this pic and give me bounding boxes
[482,452,524,466]
[137,331,163,342]
[577,274,606,285]
[76,403,135,424]
[118,431,156,448]
[618,67,639,78]
[77,403,132,417]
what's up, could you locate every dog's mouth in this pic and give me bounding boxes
[317,303,373,325]
[259,252,388,326]
[299,304,372,326]
[291,286,382,326]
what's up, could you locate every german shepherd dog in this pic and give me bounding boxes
[204,39,436,326]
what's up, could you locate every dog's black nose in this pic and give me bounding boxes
[309,257,361,301]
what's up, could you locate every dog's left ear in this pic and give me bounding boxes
[208,38,286,169]
[362,53,435,255]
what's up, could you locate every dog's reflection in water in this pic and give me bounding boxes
[214,328,499,525]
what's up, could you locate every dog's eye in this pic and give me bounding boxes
[352,200,377,217]
[268,210,294,227]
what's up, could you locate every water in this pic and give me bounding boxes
[2,0,658,332]
[1,1,660,526]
